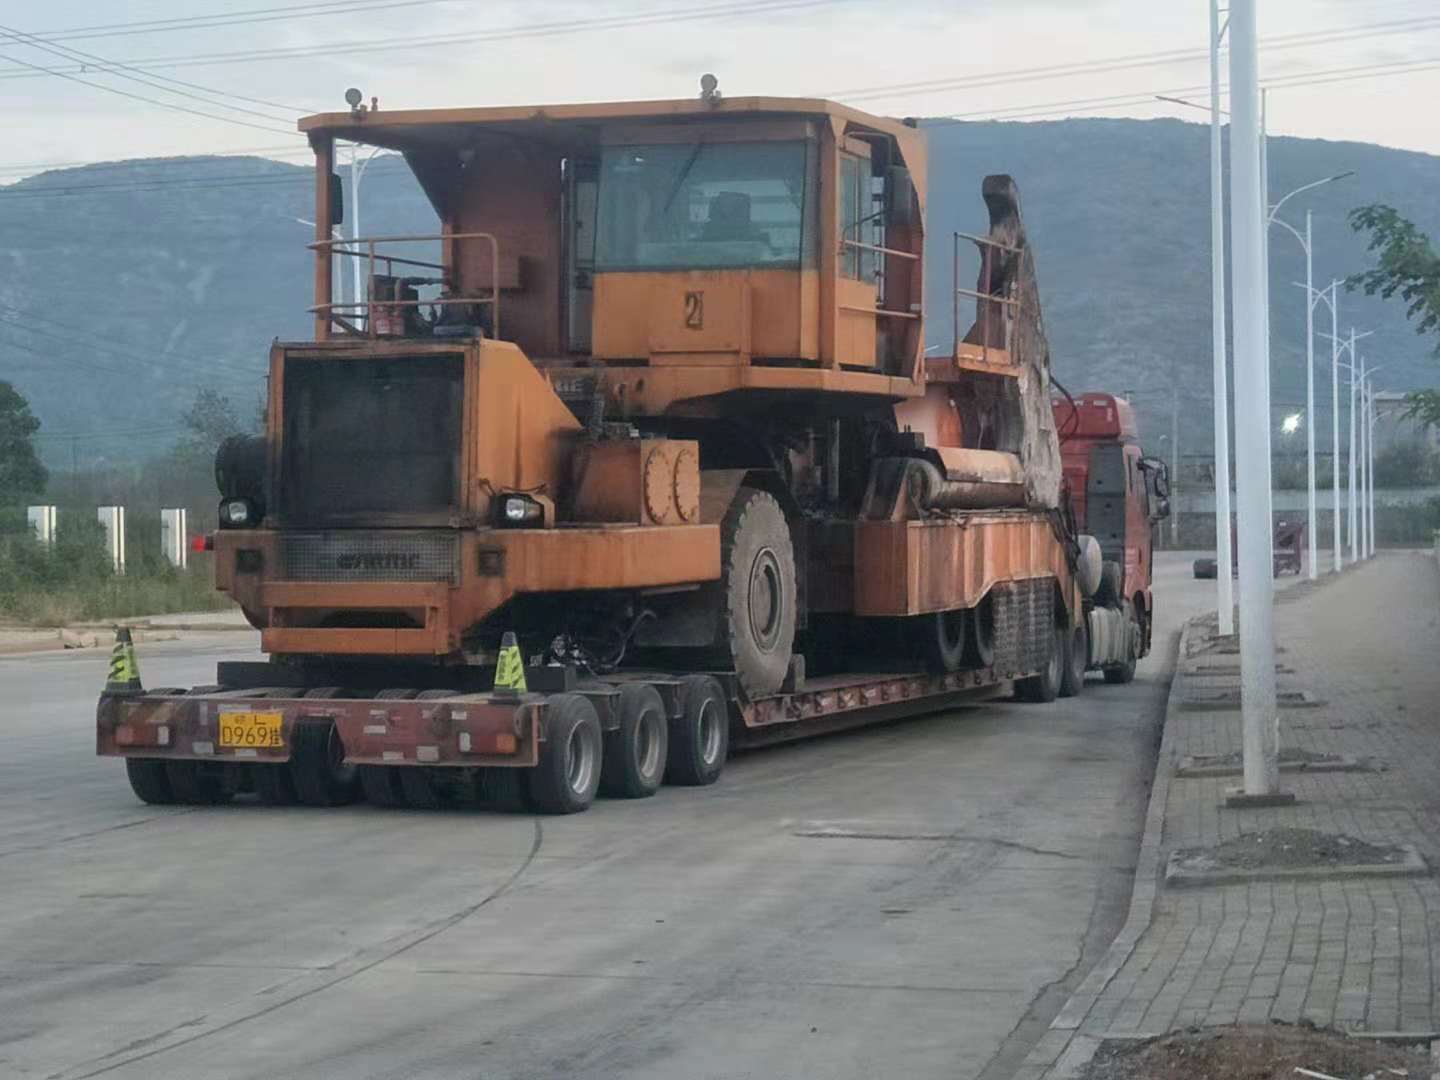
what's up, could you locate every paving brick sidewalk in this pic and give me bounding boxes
[1026,551,1440,1078]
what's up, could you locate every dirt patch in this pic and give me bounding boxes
[1081,1022,1430,1080]
[1195,748,1344,768]
[1173,828,1411,873]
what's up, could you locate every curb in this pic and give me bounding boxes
[1034,616,1201,1078]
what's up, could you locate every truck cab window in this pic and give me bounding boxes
[595,141,814,272]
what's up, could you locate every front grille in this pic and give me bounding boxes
[279,531,458,584]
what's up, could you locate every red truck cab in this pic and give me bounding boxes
[1053,392,1170,666]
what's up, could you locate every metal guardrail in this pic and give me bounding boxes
[308,232,501,340]
[952,231,1022,365]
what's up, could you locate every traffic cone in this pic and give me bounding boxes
[105,627,144,696]
[492,631,528,696]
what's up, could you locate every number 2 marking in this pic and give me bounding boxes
[684,291,704,329]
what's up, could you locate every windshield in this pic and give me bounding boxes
[595,140,814,272]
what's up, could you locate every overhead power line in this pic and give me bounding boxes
[0,47,297,135]
[0,22,309,121]
[0,0,859,78]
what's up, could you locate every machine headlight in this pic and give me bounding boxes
[503,496,542,524]
[220,498,254,527]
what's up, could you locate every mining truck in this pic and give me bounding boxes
[98,82,1169,813]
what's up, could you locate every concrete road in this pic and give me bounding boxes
[0,555,1223,1080]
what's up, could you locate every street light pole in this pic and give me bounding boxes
[1329,290,1342,571]
[1208,0,1234,633]
[1349,346,1361,564]
[1228,0,1280,799]
[1366,377,1376,557]
[1304,211,1315,577]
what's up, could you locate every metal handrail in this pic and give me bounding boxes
[308,231,502,341]
[952,231,1022,365]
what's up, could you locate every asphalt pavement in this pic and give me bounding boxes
[0,554,1227,1080]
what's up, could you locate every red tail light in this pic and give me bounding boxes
[191,533,215,553]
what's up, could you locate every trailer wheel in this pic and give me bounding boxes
[164,761,237,804]
[254,766,299,805]
[720,488,797,698]
[125,759,176,805]
[525,693,602,814]
[666,675,729,786]
[600,683,669,799]
[358,766,406,808]
[916,608,967,673]
[966,597,997,669]
[1059,620,1088,698]
[1015,625,1064,703]
[1102,606,1140,685]
[289,703,359,807]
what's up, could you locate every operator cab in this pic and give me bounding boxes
[298,80,927,381]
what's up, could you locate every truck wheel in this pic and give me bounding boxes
[289,715,359,807]
[254,766,299,805]
[666,675,729,786]
[125,759,176,805]
[600,683,669,799]
[916,609,967,673]
[164,761,237,804]
[966,598,997,669]
[1058,620,1088,698]
[399,768,446,809]
[525,693,602,814]
[359,766,406,808]
[720,488,797,698]
[1103,608,1140,685]
[1015,625,1063,703]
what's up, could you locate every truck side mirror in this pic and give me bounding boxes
[1139,456,1171,498]
[329,173,345,226]
[1154,496,1171,521]
[886,166,916,228]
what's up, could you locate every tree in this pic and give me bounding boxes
[0,381,47,506]
[173,388,245,465]
[1348,204,1440,428]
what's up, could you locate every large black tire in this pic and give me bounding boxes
[254,766,299,805]
[125,759,176,805]
[666,675,729,787]
[164,761,237,804]
[915,609,967,673]
[719,488,797,698]
[358,766,407,808]
[1058,619,1088,699]
[1103,606,1140,685]
[525,693,603,815]
[966,598,997,669]
[599,683,669,799]
[1015,624,1064,704]
[288,697,360,807]
[399,768,446,809]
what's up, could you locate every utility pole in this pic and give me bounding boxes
[1366,377,1378,557]
[1171,391,1180,548]
[1349,346,1361,564]
[1304,212,1316,578]
[1359,367,1369,559]
[1329,290,1342,572]
[1209,0,1235,633]
[1227,0,1283,802]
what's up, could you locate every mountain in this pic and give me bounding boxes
[1,117,1437,470]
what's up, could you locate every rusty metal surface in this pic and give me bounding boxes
[97,691,536,768]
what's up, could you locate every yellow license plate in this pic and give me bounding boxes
[218,711,285,750]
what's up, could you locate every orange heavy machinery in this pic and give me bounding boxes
[98,81,1169,813]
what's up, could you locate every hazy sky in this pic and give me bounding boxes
[0,0,1436,182]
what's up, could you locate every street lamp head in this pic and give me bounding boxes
[1281,412,1303,435]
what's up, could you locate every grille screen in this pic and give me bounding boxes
[279,531,458,583]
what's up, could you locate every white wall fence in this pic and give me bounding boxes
[24,505,190,574]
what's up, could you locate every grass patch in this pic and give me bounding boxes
[0,511,232,625]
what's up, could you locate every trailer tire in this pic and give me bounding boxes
[666,675,729,787]
[399,768,446,809]
[125,759,176,805]
[1015,625,1064,703]
[254,765,299,805]
[164,761,237,804]
[1103,607,1140,685]
[966,597,997,669]
[720,488,797,698]
[1059,620,1088,698]
[600,683,669,799]
[916,609,967,673]
[359,766,406,808]
[289,716,359,807]
[526,693,602,815]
